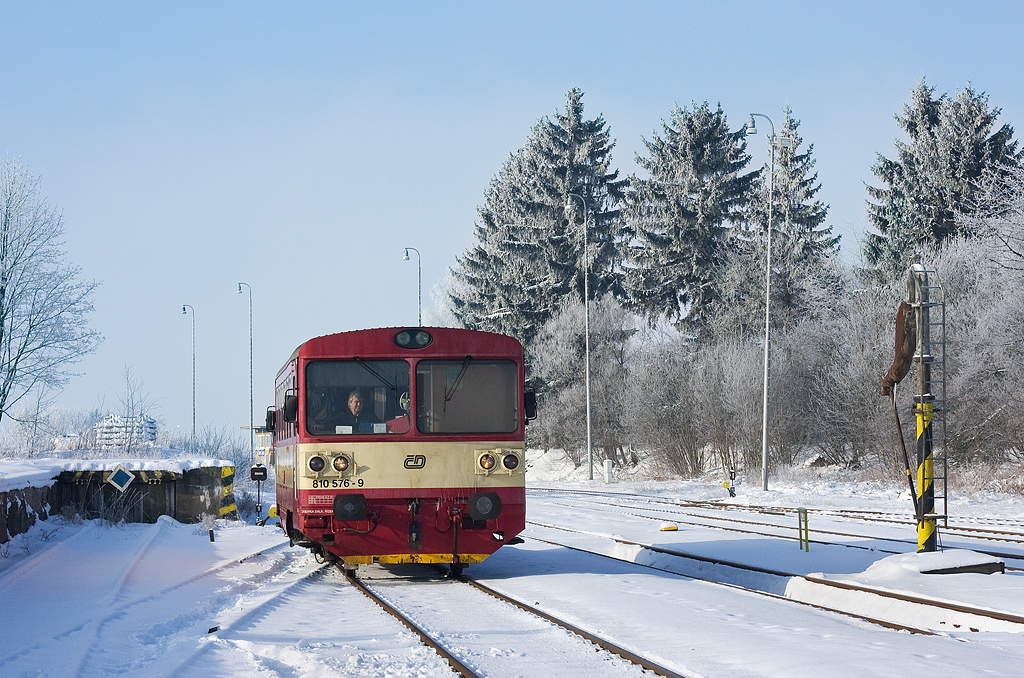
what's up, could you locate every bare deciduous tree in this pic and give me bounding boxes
[529,296,639,468]
[0,159,101,426]
[116,365,158,455]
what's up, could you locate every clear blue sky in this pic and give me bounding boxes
[2,1,1021,439]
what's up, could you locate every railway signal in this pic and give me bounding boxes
[882,262,947,552]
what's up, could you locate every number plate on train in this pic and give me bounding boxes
[310,478,366,489]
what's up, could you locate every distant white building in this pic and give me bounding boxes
[94,414,158,449]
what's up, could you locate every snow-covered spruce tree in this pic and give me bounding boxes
[623,101,753,331]
[446,150,552,343]
[712,108,841,339]
[448,88,627,346]
[0,159,102,427]
[865,78,1021,276]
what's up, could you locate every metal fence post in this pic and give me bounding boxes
[798,507,809,551]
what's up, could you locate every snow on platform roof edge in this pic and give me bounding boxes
[0,457,236,494]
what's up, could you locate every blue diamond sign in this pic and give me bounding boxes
[106,464,135,492]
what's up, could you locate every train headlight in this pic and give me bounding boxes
[478,452,496,471]
[308,455,326,473]
[502,453,520,471]
[332,455,350,473]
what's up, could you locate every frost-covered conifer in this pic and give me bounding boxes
[448,89,626,345]
[623,101,752,330]
[865,78,1021,276]
[715,108,840,337]
[744,108,837,263]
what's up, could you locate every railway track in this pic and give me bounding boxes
[345,563,693,678]
[529,488,1024,566]
[526,519,1024,635]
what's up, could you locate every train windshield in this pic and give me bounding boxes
[305,360,411,435]
[416,359,518,433]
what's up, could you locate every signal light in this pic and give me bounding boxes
[308,455,326,473]
[502,453,520,471]
[332,455,350,472]
[478,453,496,470]
[394,330,432,349]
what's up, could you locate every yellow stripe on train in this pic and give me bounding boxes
[342,553,491,565]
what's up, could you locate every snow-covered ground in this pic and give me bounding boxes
[2,450,1024,677]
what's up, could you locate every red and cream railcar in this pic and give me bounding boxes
[269,327,534,575]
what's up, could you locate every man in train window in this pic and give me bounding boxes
[338,389,380,433]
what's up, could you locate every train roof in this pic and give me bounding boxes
[280,327,523,374]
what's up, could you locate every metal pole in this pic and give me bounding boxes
[798,508,809,551]
[404,247,422,326]
[912,264,937,552]
[567,193,594,481]
[238,283,254,464]
[181,304,195,451]
[747,113,776,491]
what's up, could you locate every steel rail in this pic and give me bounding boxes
[534,489,1024,564]
[341,567,481,678]
[529,521,1024,632]
[525,532,934,635]
[347,563,695,678]
[458,574,696,678]
[530,487,1024,533]
[801,574,1024,628]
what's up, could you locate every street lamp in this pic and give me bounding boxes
[237,283,253,464]
[565,193,594,482]
[181,304,195,451]
[744,113,795,491]
[403,247,422,326]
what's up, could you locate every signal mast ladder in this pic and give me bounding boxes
[913,265,948,536]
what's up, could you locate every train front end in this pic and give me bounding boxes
[272,327,533,574]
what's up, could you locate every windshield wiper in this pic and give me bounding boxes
[444,356,473,403]
[353,357,398,392]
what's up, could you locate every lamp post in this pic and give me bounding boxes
[744,113,795,491]
[181,304,195,451]
[566,193,594,481]
[237,283,253,464]
[403,247,422,326]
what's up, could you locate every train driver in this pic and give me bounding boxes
[340,389,380,432]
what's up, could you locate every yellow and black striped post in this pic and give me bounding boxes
[916,400,936,552]
[220,465,239,520]
[912,264,936,552]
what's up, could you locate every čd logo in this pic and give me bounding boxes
[404,454,426,469]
